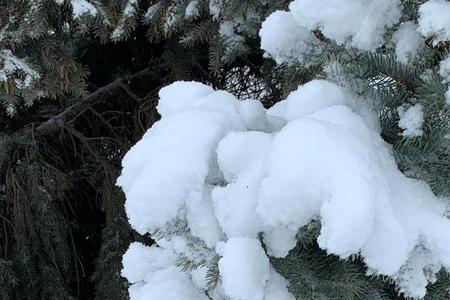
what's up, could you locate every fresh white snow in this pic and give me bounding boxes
[259,10,320,65]
[217,237,270,300]
[185,0,200,19]
[418,0,450,44]
[288,0,401,51]
[0,49,40,89]
[70,0,98,18]
[397,104,425,138]
[393,22,423,64]
[119,80,450,299]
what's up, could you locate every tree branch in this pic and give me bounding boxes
[35,68,151,137]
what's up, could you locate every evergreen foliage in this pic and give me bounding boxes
[2,0,449,299]
[0,1,282,299]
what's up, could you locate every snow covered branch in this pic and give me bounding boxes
[118,80,450,299]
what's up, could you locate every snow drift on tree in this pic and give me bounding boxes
[118,80,450,299]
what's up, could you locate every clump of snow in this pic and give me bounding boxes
[209,0,222,20]
[110,0,138,40]
[397,104,425,138]
[185,0,200,19]
[119,80,450,299]
[439,55,450,82]
[122,242,210,300]
[117,81,243,235]
[70,0,98,18]
[123,0,138,17]
[0,50,40,89]
[218,21,245,54]
[111,26,125,40]
[122,242,175,283]
[418,0,450,44]
[288,0,401,51]
[217,238,270,300]
[282,79,348,121]
[260,0,402,63]
[393,22,424,64]
[445,89,450,106]
[144,3,162,21]
[259,10,321,65]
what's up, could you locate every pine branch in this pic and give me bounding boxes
[35,68,151,136]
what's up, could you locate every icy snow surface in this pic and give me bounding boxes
[118,80,450,299]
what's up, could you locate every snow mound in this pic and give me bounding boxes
[119,80,450,299]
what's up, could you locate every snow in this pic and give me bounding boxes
[185,0,200,19]
[238,99,271,131]
[186,185,223,248]
[111,0,138,39]
[263,226,298,258]
[259,10,320,65]
[260,0,402,63]
[70,0,98,18]
[0,50,40,89]
[288,0,401,51]
[209,0,222,20]
[282,79,349,121]
[439,55,450,82]
[111,26,125,40]
[121,243,209,300]
[218,21,246,56]
[393,22,423,64]
[117,81,244,235]
[144,3,162,21]
[128,267,209,300]
[397,104,425,138]
[212,132,271,238]
[121,242,175,283]
[156,81,214,117]
[445,89,450,106]
[123,0,138,17]
[217,237,270,300]
[418,0,450,44]
[119,80,450,299]
[190,266,208,290]
[264,268,296,300]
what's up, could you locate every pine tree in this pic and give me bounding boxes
[0,0,284,299]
